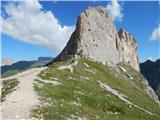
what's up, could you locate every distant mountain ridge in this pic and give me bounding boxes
[1,57,53,78]
[140,59,160,99]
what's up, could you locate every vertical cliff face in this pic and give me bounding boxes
[50,7,140,71]
[117,29,140,71]
[77,7,120,66]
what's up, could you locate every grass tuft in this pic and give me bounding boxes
[1,79,19,102]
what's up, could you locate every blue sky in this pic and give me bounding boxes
[1,0,160,63]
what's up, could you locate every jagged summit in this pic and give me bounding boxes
[117,28,139,71]
[47,7,139,71]
[118,28,136,44]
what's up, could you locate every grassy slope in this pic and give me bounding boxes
[1,79,19,102]
[33,58,160,120]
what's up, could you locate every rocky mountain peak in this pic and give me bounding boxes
[117,28,139,71]
[48,7,140,71]
[118,28,136,43]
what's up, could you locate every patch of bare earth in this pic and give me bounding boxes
[1,67,46,119]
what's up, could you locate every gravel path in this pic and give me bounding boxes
[1,67,46,120]
[58,61,78,73]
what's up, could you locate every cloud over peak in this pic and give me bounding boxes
[1,0,75,52]
[150,25,160,41]
[106,0,123,22]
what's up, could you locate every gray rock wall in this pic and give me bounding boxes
[118,29,140,71]
[50,7,140,71]
[78,7,120,66]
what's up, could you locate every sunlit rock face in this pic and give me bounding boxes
[50,7,139,71]
[117,28,140,71]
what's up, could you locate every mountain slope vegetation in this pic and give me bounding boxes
[1,79,19,102]
[33,58,160,120]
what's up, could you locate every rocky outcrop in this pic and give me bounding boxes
[117,29,140,71]
[142,78,160,104]
[46,6,160,104]
[47,7,140,71]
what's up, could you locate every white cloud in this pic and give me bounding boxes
[106,0,123,22]
[150,25,160,41]
[1,0,75,52]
